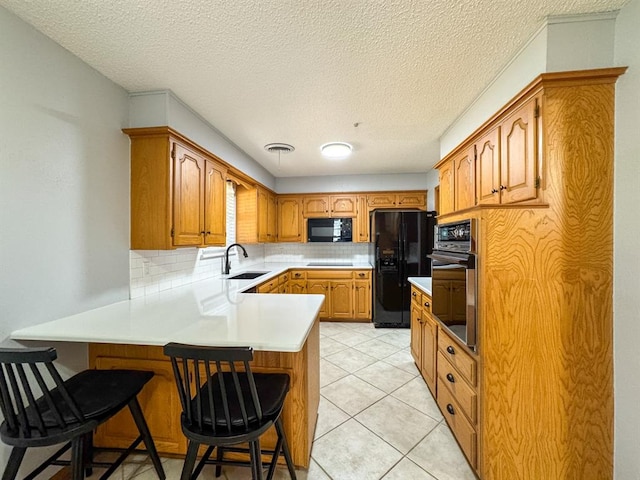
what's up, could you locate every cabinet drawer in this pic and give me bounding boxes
[411,287,422,307]
[278,273,289,284]
[438,330,477,386]
[437,351,477,423]
[421,293,432,314]
[306,270,353,280]
[257,279,278,293]
[290,270,307,280]
[353,270,371,280]
[437,384,477,469]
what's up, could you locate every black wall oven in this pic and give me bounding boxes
[429,219,477,351]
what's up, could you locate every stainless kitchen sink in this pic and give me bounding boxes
[227,271,268,280]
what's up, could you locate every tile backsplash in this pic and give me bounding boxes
[129,242,370,298]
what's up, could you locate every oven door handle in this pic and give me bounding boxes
[428,253,475,268]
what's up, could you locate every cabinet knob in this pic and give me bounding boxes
[446,404,455,415]
[491,188,498,194]
[412,292,416,297]
[359,273,365,277]
[206,231,211,235]
[200,231,205,235]
[446,345,455,355]
[500,185,507,190]
[446,373,455,383]
[424,302,430,308]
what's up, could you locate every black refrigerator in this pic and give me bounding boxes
[370,210,436,328]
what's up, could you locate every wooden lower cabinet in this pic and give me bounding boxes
[410,284,478,472]
[89,320,320,468]
[306,270,371,321]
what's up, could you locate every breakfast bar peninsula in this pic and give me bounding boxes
[11,278,324,468]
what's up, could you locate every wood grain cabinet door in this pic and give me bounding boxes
[438,159,455,216]
[203,160,226,246]
[355,195,370,242]
[353,280,371,320]
[303,196,330,218]
[257,188,270,243]
[499,96,538,204]
[307,279,330,318]
[277,197,302,242]
[397,192,426,209]
[367,193,396,208]
[410,303,422,366]
[93,357,186,455]
[173,142,205,246]
[454,149,475,211]
[421,313,438,394]
[475,127,501,205]
[330,280,353,319]
[267,193,277,242]
[330,195,357,217]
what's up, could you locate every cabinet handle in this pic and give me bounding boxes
[359,273,365,277]
[206,231,211,235]
[446,373,455,383]
[500,185,507,190]
[447,345,455,355]
[412,292,417,297]
[424,302,430,308]
[200,231,205,235]
[491,188,498,194]
[446,404,455,415]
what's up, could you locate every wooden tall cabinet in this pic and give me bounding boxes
[433,68,625,480]
[126,127,227,249]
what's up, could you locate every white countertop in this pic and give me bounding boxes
[408,277,432,296]
[11,262,372,352]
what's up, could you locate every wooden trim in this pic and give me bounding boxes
[435,67,627,169]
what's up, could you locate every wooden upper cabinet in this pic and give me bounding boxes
[236,185,276,244]
[127,128,227,250]
[330,195,357,216]
[203,160,227,246]
[438,159,455,216]
[367,193,396,208]
[475,127,501,205]
[397,192,426,208]
[303,195,330,218]
[454,148,475,211]
[367,191,426,209]
[173,142,205,246]
[355,195,370,243]
[499,96,538,204]
[277,196,303,242]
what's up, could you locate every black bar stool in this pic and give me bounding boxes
[0,346,166,480]
[163,342,296,480]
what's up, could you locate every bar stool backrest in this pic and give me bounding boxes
[0,347,86,442]
[164,343,263,435]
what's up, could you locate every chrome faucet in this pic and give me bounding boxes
[224,243,248,275]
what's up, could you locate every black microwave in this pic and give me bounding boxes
[307,218,353,242]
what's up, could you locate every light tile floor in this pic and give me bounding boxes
[91,322,476,479]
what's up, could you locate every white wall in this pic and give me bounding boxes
[129,90,276,189]
[440,12,617,157]
[0,5,131,474]
[613,0,640,478]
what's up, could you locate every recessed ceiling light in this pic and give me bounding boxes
[321,142,352,159]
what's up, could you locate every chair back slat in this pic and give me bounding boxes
[193,359,203,430]
[229,362,249,429]
[215,360,231,432]
[45,363,85,422]
[243,360,263,420]
[16,364,47,435]
[204,361,216,433]
[4,364,30,437]
[0,364,19,433]
[30,364,66,428]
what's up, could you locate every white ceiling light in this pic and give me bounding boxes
[321,142,352,159]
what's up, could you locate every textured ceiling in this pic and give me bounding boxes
[0,0,627,178]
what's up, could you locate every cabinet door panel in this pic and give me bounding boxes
[421,313,437,394]
[173,143,204,246]
[303,196,330,217]
[500,97,537,204]
[397,192,426,208]
[204,160,226,246]
[257,188,269,243]
[307,280,329,318]
[438,160,455,215]
[353,280,371,319]
[330,281,353,319]
[476,127,500,205]
[410,304,422,366]
[355,195,370,242]
[277,197,302,242]
[330,195,357,216]
[93,357,185,454]
[454,149,475,211]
